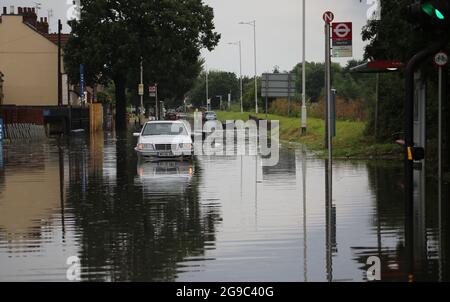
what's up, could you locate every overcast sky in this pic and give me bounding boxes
[1,0,376,76]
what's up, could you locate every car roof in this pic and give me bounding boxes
[145,120,185,124]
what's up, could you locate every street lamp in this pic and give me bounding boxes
[301,0,307,134]
[239,20,258,114]
[228,41,243,113]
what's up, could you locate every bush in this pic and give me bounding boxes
[270,98,368,121]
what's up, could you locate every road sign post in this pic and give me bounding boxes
[148,84,159,120]
[324,11,333,212]
[435,51,448,227]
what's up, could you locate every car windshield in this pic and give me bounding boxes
[142,123,187,136]
[206,112,216,116]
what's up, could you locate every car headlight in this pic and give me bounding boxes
[179,143,192,149]
[137,143,154,150]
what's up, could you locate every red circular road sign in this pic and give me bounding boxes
[323,11,334,24]
[333,23,352,39]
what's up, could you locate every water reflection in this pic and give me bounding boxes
[64,134,218,281]
[0,132,449,282]
[135,160,194,197]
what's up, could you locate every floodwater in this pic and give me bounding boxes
[0,130,448,282]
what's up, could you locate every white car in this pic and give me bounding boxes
[134,121,193,160]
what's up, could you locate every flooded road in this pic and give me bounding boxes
[0,131,449,282]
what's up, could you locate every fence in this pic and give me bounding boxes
[0,106,46,141]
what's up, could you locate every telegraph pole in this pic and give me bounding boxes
[140,57,144,125]
[57,19,62,106]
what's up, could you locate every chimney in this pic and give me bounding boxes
[22,7,37,27]
[36,19,49,34]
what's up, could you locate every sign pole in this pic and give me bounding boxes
[434,50,448,282]
[155,83,159,121]
[265,74,268,119]
[140,58,144,125]
[324,12,333,213]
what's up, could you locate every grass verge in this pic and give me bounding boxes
[216,111,401,159]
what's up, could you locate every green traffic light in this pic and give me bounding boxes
[422,2,446,20]
[435,9,445,19]
[422,2,435,17]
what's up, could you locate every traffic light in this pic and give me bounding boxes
[407,0,450,29]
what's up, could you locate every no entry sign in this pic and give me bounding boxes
[332,22,353,58]
[323,11,334,24]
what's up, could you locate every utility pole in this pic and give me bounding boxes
[301,0,307,134]
[239,41,243,113]
[140,57,144,125]
[57,19,62,106]
[239,20,258,114]
[205,65,209,108]
[228,41,243,113]
[253,21,258,115]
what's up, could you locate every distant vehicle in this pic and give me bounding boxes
[165,110,178,120]
[134,121,193,161]
[177,112,187,120]
[203,111,217,122]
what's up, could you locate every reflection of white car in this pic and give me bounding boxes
[134,121,193,161]
[135,161,194,195]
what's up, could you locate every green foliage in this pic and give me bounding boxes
[362,0,450,143]
[290,61,376,103]
[187,70,239,108]
[64,0,220,129]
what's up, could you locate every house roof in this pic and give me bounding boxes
[42,33,71,47]
[1,7,71,47]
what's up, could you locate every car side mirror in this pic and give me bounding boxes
[133,132,141,137]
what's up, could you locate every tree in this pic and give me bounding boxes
[64,0,220,130]
[187,70,239,108]
[362,0,450,142]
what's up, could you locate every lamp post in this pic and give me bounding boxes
[228,41,243,113]
[239,20,258,114]
[301,0,307,134]
[205,64,209,109]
